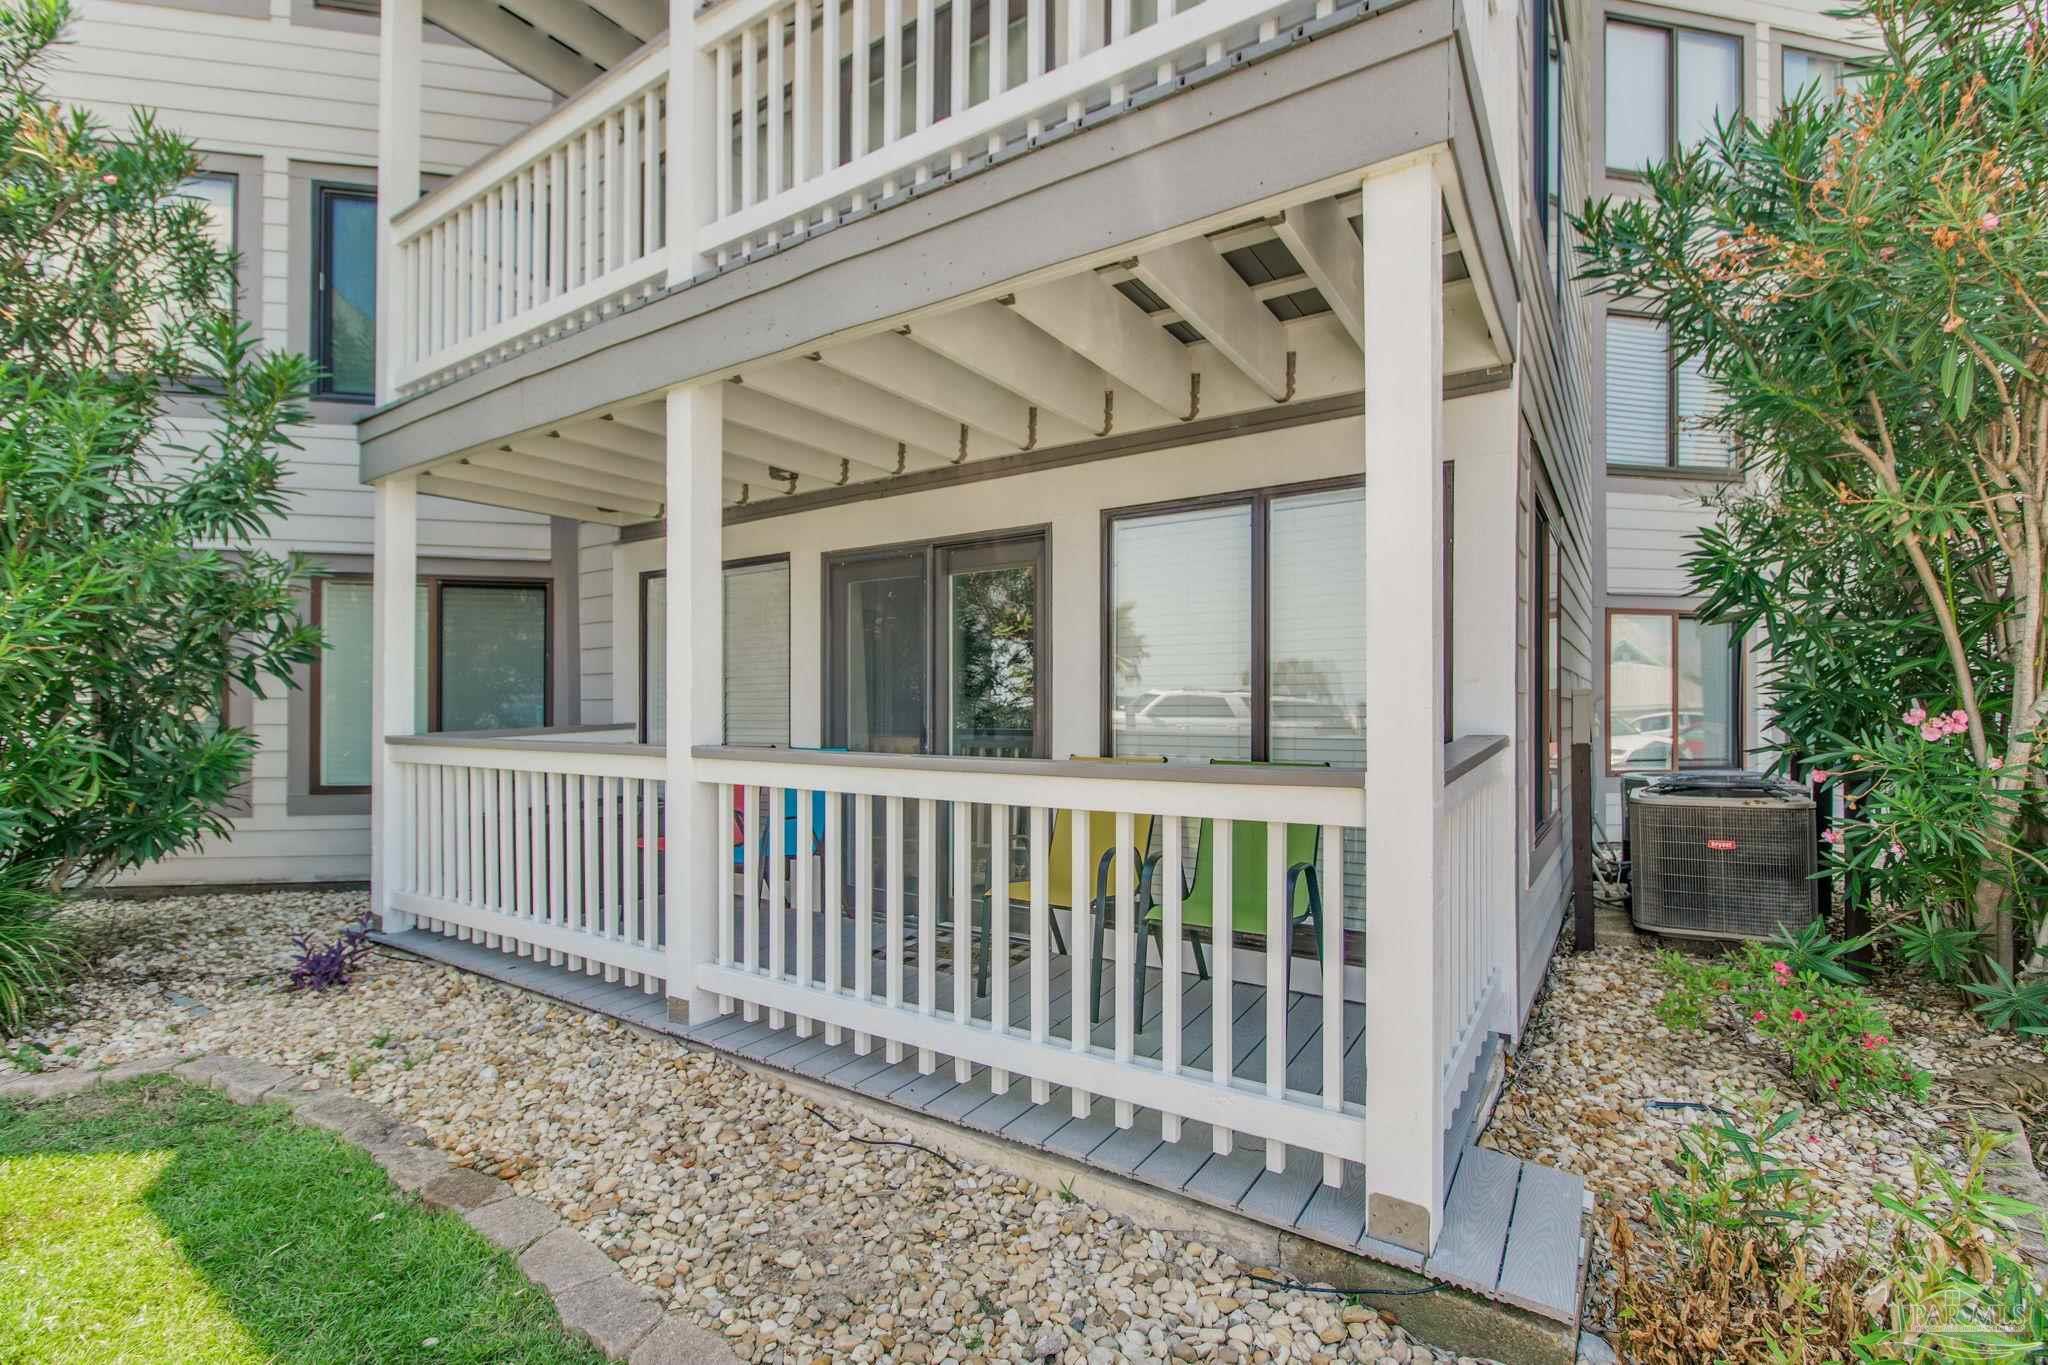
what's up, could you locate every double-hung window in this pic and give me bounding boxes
[1605,18,1741,174]
[640,560,792,746]
[310,577,551,793]
[1781,47,1865,103]
[1606,314,1734,471]
[312,185,377,400]
[1607,610,1740,773]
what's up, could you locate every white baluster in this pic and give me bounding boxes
[916,796,937,1073]
[950,800,971,1083]
[768,784,786,1028]
[1264,821,1287,1172]
[582,125,599,288]
[1068,807,1091,1119]
[1211,818,1233,1155]
[988,801,1010,1094]
[792,0,812,193]
[850,0,870,164]
[623,98,643,265]
[1321,821,1344,1185]
[949,0,967,119]
[854,793,874,1054]
[742,783,761,1019]
[1114,809,1136,1128]
[824,787,843,1043]
[642,89,661,254]
[1159,815,1182,1142]
[795,785,814,1034]
[716,782,735,1007]
[740,26,759,214]
[766,6,785,210]
[1028,804,1050,1104]
[820,0,840,176]
[715,41,734,226]
[884,795,905,1063]
[914,0,934,136]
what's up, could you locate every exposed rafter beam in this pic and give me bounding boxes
[724,383,931,473]
[818,333,1080,449]
[581,0,663,40]
[725,423,859,486]
[1133,239,1291,401]
[558,416,666,465]
[419,472,633,524]
[1273,201,1364,350]
[421,0,604,94]
[503,434,664,490]
[442,459,661,519]
[737,362,969,467]
[723,478,747,503]
[995,282,1192,422]
[492,0,639,67]
[468,448,666,506]
[905,302,1156,434]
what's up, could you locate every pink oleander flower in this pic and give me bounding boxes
[1773,960,1792,976]
[1791,1008,1809,1023]
[1889,840,1906,861]
[1903,701,1928,726]
[1982,211,2001,230]
[1989,756,2005,770]
[1861,1033,1889,1049]
[100,173,117,185]
[1943,314,1964,333]
[1822,827,1844,846]
[1811,769,1830,783]
[1921,722,1945,742]
[1753,1010,1767,1022]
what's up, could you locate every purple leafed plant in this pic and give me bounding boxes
[288,911,376,992]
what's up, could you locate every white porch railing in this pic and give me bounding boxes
[389,39,672,393]
[693,0,1326,265]
[1435,737,1510,1131]
[691,747,1366,1184]
[386,736,669,991]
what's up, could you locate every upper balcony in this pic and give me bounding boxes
[381,0,1486,400]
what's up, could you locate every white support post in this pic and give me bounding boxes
[668,0,716,284]
[371,474,420,931]
[376,0,422,400]
[1361,151,1447,1256]
[666,383,724,1021]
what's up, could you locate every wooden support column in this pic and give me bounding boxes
[666,383,724,1020]
[667,0,716,284]
[1361,152,1447,1255]
[376,0,421,400]
[371,474,420,931]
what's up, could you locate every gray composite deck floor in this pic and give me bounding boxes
[373,919,1587,1324]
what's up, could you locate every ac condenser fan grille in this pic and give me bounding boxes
[1631,779,1817,940]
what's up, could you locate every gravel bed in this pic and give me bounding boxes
[1482,935,2041,1330]
[4,890,1479,1365]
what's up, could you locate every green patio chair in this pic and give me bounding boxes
[1117,775,1326,1026]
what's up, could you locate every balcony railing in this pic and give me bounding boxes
[389,38,672,393]
[692,0,1329,265]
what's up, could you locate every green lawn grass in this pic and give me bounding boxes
[0,1076,607,1365]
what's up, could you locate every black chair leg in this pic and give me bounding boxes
[1090,900,1108,1027]
[1133,923,1157,1027]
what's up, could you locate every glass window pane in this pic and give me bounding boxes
[318,581,375,789]
[1110,503,1252,760]
[1782,47,1861,102]
[1606,22,1670,171]
[948,562,1037,758]
[839,557,928,754]
[1675,352,1735,469]
[1610,613,1676,772]
[1269,487,1365,766]
[1676,29,1740,149]
[1678,617,1737,767]
[724,561,791,746]
[439,584,548,731]
[1606,315,1671,466]
[319,190,377,398]
[645,573,668,744]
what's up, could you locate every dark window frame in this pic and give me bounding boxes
[639,554,795,745]
[822,528,1052,758]
[1603,15,1743,178]
[1603,607,1745,777]
[1605,309,1739,476]
[307,573,554,795]
[311,181,378,401]
[1100,475,1389,763]
[1532,502,1563,836]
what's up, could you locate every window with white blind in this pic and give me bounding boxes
[1781,47,1866,103]
[1606,314,1735,471]
[311,576,550,792]
[640,560,791,746]
[1605,19,1742,174]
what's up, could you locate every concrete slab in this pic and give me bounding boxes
[419,1166,510,1213]
[465,1195,562,1253]
[551,1276,663,1357]
[520,1228,617,1296]
[627,1316,744,1365]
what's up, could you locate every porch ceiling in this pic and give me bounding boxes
[411,189,1500,520]
[424,0,663,96]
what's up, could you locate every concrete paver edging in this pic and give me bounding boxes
[0,1052,738,1365]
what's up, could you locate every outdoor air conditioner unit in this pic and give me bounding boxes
[1629,774,1817,941]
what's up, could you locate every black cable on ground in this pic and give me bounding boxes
[807,1104,963,1170]
[1245,1272,1442,1299]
